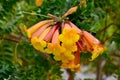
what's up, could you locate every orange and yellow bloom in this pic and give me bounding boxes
[25,0,105,71]
[25,19,105,71]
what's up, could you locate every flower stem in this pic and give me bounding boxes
[22,11,49,18]
[67,69,74,80]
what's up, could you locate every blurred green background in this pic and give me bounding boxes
[0,0,120,80]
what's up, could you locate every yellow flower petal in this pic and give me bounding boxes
[59,27,80,45]
[61,60,80,71]
[46,43,65,54]
[62,43,77,52]
[31,37,46,52]
[60,51,75,63]
[90,45,105,61]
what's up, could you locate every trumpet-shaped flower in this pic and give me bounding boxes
[63,6,78,17]
[26,19,105,72]
[46,28,75,63]
[31,37,46,52]
[46,28,65,54]
[63,0,86,17]
[44,24,58,42]
[31,26,52,52]
[60,46,81,71]
[91,44,105,61]
[26,20,53,38]
[61,60,80,71]
[31,23,51,38]
[59,24,80,45]
[82,30,105,60]
[38,27,51,40]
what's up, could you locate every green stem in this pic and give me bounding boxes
[22,11,49,18]
[14,43,19,63]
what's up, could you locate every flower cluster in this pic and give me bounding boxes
[26,19,105,71]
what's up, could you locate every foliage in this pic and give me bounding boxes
[0,0,120,80]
